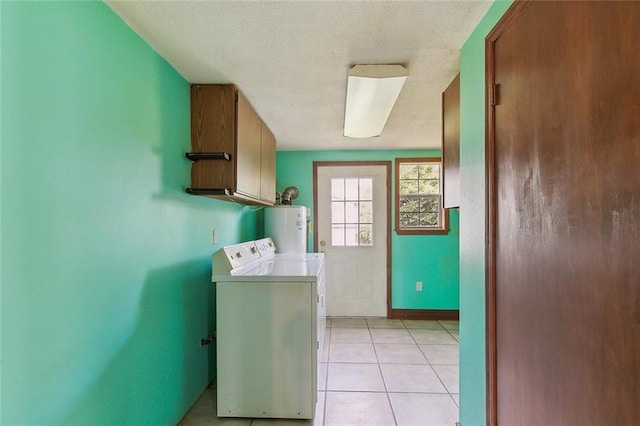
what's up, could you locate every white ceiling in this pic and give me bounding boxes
[107,0,491,151]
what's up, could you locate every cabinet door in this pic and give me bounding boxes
[190,85,235,189]
[260,123,276,203]
[442,73,460,209]
[236,91,262,199]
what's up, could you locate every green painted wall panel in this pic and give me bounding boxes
[276,150,459,310]
[1,2,258,424]
[458,1,512,424]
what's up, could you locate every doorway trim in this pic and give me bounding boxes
[485,1,533,425]
[313,161,392,317]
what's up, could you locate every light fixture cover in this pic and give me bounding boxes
[344,64,409,138]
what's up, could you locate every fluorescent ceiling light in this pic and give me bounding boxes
[344,64,409,139]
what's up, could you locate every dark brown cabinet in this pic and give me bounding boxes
[187,84,276,205]
[442,73,460,209]
[260,123,276,202]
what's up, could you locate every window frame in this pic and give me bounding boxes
[395,157,450,235]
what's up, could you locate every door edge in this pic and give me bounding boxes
[485,1,534,424]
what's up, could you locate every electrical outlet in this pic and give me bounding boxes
[213,229,218,244]
[416,281,423,291]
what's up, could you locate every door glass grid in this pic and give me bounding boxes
[330,178,373,246]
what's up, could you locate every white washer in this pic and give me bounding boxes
[211,238,325,420]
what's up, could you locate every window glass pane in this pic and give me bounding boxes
[400,164,419,179]
[359,224,373,246]
[399,197,419,213]
[400,179,419,195]
[420,213,439,227]
[331,202,345,223]
[419,179,440,194]
[331,178,344,201]
[419,164,440,180]
[345,179,359,200]
[345,201,358,223]
[345,224,358,246]
[332,224,344,246]
[359,201,372,223]
[420,196,440,213]
[359,179,373,200]
[401,213,419,227]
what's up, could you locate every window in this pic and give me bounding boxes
[395,157,449,235]
[330,177,373,246]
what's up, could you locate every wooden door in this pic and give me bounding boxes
[487,1,640,424]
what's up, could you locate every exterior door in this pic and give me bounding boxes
[487,1,640,424]
[314,162,390,317]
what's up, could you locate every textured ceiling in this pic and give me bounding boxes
[107,1,491,151]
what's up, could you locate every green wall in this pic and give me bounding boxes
[458,1,512,424]
[1,2,259,424]
[276,150,459,310]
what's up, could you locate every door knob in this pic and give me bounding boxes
[320,241,326,247]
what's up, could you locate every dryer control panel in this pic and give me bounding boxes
[212,238,277,275]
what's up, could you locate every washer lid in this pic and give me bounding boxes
[213,258,323,282]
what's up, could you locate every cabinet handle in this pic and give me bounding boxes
[185,152,231,161]
[186,188,232,196]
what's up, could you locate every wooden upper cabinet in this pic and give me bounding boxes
[190,85,236,190]
[442,73,460,209]
[260,123,276,204]
[236,91,262,200]
[188,84,276,206]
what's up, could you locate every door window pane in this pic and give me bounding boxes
[331,202,345,223]
[360,201,373,223]
[332,224,345,246]
[359,179,373,200]
[345,224,359,246]
[331,179,344,201]
[345,201,359,223]
[330,177,375,247]
[345,179,359,200]
[359,224,373,246]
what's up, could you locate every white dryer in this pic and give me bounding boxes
[211,238,325,420]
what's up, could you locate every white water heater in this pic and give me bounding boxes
[264,205,307,253]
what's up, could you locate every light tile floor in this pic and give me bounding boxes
[179,318,459,426]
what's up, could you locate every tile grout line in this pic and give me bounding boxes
[435,321,461,414]
[409,321,460,413]
[320,319,331,426]
[368,319,399,426]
